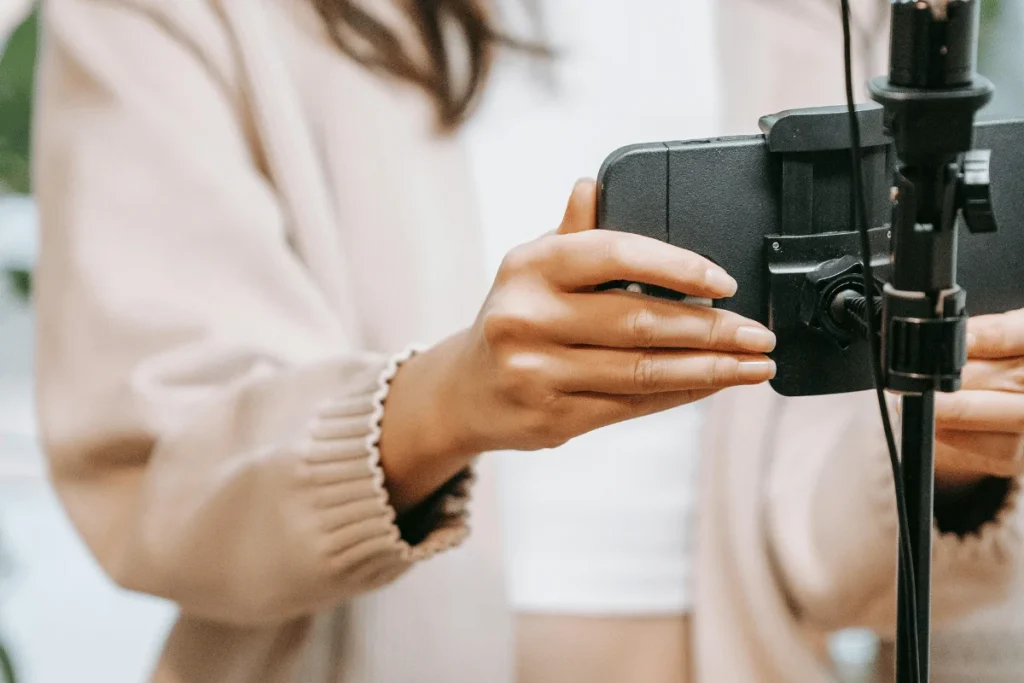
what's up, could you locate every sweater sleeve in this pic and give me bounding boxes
[33,0,471,626]
[765,390,1024,636]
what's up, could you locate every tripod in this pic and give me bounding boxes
[868,1,998,681]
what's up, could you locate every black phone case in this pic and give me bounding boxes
[596,105,1024,396]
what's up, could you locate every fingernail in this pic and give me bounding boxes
[704,268,738,297]
[736,327,777,353]
[738,360,777,382]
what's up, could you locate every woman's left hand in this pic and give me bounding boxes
[934,308,1024,490]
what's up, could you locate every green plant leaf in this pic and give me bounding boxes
[980,0,1001,25]
[5,269,31,298]
[0,639,15,683]
[0,6,39,195]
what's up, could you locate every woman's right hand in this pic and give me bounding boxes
[380,180,776,510]
[447,179,776,454]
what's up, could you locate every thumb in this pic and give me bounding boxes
[556,178,597,235]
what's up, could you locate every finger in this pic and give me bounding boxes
[934,390,1024,433]
[556,178,598,235]
[967,308,1024,360]
[546,291,776,353]
[571,388,722,434]
[936,430,1024,479]
[553,347,776,395]
[538,230,738,298]
[962,358,1024,393]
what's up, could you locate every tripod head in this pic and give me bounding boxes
[868,0,995,395]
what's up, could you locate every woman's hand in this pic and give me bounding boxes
[379,179,776,510]
[934,308,1024,491]
[447,179,776,455]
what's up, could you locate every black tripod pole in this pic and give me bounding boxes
[896,392,936,681]
[869,1,997,681]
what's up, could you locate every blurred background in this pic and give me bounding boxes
[1,2,1023,682]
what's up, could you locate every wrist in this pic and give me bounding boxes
[377,333,479,511]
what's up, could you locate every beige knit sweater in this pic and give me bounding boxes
[34,1,508,681]
[32,1,1024,682]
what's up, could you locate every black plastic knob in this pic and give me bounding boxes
[960,149,998,233]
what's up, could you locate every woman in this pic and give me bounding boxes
[32,1,777,682]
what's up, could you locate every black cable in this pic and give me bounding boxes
[839,2,923,682]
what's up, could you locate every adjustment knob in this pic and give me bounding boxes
[960,149,998,234]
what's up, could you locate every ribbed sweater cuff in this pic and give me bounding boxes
[299,347,472,593]
[934,476,1023,569]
